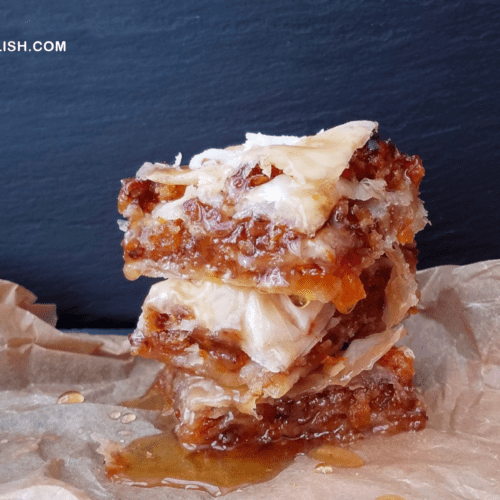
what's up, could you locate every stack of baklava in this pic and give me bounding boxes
[118,121,428,450]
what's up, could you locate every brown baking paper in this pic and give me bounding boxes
[1,261,500,500]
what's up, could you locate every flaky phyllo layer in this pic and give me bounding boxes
[120,121,429,449]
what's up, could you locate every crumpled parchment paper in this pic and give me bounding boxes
[1,260,499,500]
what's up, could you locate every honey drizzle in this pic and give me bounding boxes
[112,379,307,494]
[106,417,308,496]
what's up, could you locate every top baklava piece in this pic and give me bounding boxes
[118,121,427,316]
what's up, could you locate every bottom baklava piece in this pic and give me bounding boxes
[147,345,426,451]
[106,346,426,495]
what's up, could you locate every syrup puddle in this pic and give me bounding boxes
[107,376,365,496]
[106,418,305,496]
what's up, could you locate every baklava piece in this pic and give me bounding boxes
[118,121,427,312]
[167,345,426,450]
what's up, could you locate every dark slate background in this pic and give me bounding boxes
[1,0,499,329]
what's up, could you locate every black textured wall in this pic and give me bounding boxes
[1,1,499,328]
